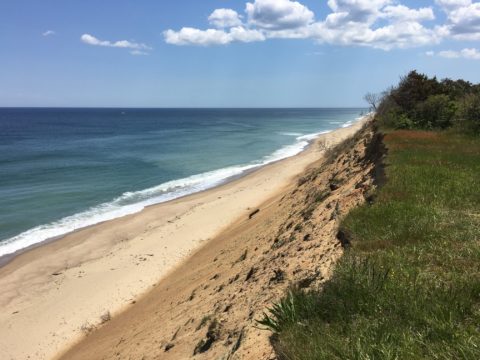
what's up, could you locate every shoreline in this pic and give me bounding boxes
[0,124,346,262]
[0,117,369,360]
[0,128,330,269]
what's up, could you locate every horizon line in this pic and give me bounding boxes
[0,106,367,110]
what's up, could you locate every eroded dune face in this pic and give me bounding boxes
[60,120,381,360]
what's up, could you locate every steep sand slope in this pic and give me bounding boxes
[59,122,382,360]
[0,120,369,360]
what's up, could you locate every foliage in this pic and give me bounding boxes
[456,93,480,134]
[414,94,457,129]
[375,70,480,133]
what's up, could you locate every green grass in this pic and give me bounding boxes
[259,129,480,359]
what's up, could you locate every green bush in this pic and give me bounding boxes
[394,113,414,129]
[456,93,480,134]
[414,94,457,129]
[377,105,414,130]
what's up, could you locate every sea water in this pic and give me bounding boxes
[0,108,365,256]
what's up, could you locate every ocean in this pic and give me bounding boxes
[0,108,365,257]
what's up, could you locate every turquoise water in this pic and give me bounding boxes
[0,108,365,256]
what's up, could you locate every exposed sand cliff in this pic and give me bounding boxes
[59,121,382,360]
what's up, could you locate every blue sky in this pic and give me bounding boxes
[1,0,479,107]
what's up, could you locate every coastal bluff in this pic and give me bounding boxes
[59,120,383,360]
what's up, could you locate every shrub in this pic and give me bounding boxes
[456,93,480,134]
[414,94,457,129]
[394,113,414,129]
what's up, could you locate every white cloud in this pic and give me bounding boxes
[130,50,149,56]
[382,5,435,22]
[310,1,439,49]
[164,0,316,45]
[433,47,480,59]
[435,0,472,11]
[80,34,152,53]
[163,0,476,50]
[439,49,461,57]
[326,0,391,23]
[435,0,480,40]
[461,47,480,58]
[245,0,314,30]
[208,9,243,28]
[230,26,266,42]
[310,19,439,50]
[164,27,265,46]
[42,30,55,37]
[164,28,232,46]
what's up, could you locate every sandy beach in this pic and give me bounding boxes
[0,118,368,360]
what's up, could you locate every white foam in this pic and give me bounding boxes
[297,131,331,142]
[0,128,334,258]
[277,131,303,136]
[340,113,369,129]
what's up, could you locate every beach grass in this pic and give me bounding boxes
[259,129,480,359]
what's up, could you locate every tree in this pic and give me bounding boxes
[363,92,381,111]
[374,69,480,133]
[390,71,442,117]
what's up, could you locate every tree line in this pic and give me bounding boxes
[365,70,480,134]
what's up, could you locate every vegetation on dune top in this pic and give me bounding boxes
[368,70,480,134]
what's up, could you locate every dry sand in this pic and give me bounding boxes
[0,118,368,360]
